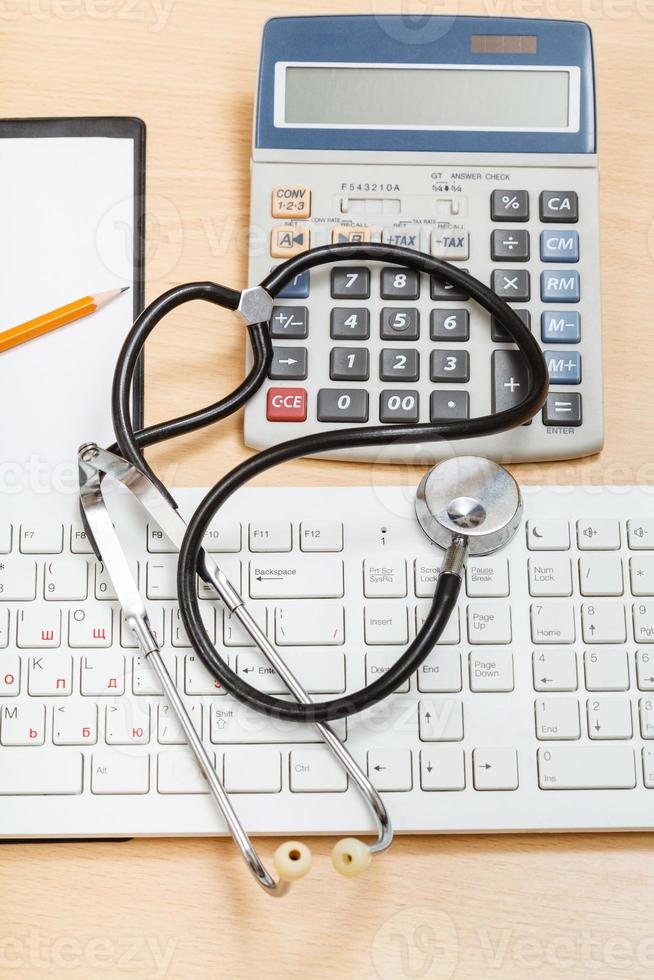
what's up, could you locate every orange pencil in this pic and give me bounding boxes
[0,287,129,354]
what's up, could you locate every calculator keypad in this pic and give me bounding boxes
[247,163,601,462]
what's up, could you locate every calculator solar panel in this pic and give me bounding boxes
[244,15,602,464]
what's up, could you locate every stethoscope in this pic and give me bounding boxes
[78,242,548,896]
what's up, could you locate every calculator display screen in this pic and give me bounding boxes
[281,65,574,131]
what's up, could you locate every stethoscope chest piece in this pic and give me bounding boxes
[415,456,523,556]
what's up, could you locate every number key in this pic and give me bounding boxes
[330,347,370,381]
[380,268,420,300]
[317,389,369,422]
[430,309,469,341]
[330,308,370,340]
[430,350,469,383]
[380,349,419,381]
[430,274,469,301]
[380,308,419,341]
[380,390,420,423]
[331,267,370,299]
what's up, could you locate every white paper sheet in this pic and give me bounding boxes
[0,136,135,496]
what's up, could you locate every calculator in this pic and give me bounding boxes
[244,15,602,464]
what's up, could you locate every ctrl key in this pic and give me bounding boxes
[266,387,307,422]
[0,748,83,795]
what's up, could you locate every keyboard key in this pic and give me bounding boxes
[237,649,345,694]
[579,556,623,596]
[636,651,654,691]
[419,699,463,741]
[526,520,570,551]
[0,654,20,696]
[28,654,72,696]
[365,604,408,644]
[416,603,460,644]
[17,608,61,648]
[628,520,654,550]
[274,603,344,645]
[0,559,37,600]
[541,311,581,343]
[299,521,343,552]
[577,519,621,550]
[538,746,635,790]
[545,350,581,384]
[96,559,139,600]
[249,521,292,553]
[542,393,582,427]
[106,702,151,744]
[158,700,202,744]
[532,650,578,692]
[184,655,225,696]
[133,652,176,696]
[269,346,308,381]
[430,229,469,260]
[53,703,97,745]
[210,700,345,745]
[0,608,7,648]
[69,606,113,647]
[332,225,371,245]
[490,229,529,261]
[540,190,578,223]
[587,698,632,739]
[584,649,629,691]
[535,698,580,740]
[492,350,530,413]
[582,602,626,643]
[0,748,82,795]
[331,267,370,299]
[380,390,420,423]
[44,558,89,601]
[20,522,63,554]
[317,388,368,423]
[121,608,165,649]
[380,268,419,300]
[91,750,150,794]
[540,230,579,262]
[467,603,512,644]
[330,347,370,381]
[290,747,347,792]
[380,308,419,341]
[430,274,469,301]
[417,651,462,693]
[330,307,369,340]
[430,349,469,383]
[270,306,308,339]
[639,699,654,739]
[271,225,309,258]
[266,387,307,422]
[465,559,509,598]
[528,557,572,597]
[364,559,407,598]
[420,746,465,790]
[70,524,95,554]
[1,702,45,745]
[541,272,580,303]
[633,602,654,643]
[491,269,530,302]
[365,651,410,693]
[271,185,311,218]
[202,519,242,554]
[469,651,514,692]
[249,557,343,599]
[158,747,211,794]
[530,602,575,644]
[222,605,265,647]
[367,748,413,791]
[379,348,419,381]
[0,524,12,553]
[80,654,125,696]
[224,747,281,793]
[430,391,469,422]
[491,189,529,221]
[491,308,530,343]
[430,309,469,341]
[277,270,309,299]
[630,556,654,596]
[473,748,518,790]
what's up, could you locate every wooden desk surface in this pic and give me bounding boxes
[2,2,654,977]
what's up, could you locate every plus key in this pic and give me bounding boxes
[492,350,532,416]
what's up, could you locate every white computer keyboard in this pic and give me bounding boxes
[3,482,654,840]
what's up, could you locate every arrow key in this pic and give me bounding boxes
[588,698,633,739]
[420,747,465,791]
[367,748,413,791]
[269,346,308,380]
[532,649,578,692]
[636,651,654,691]
[473,748,518,790]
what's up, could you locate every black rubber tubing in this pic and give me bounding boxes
[111,242,548,722]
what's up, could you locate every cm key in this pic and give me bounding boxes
[492,350,532,417]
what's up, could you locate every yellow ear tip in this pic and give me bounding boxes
[331,837,372,877]
[273,840,312,881]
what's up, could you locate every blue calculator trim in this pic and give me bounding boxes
[256,15,595,154]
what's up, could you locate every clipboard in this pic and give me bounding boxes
[0,116,145,486]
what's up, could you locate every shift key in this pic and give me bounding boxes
[249,557,344,598]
